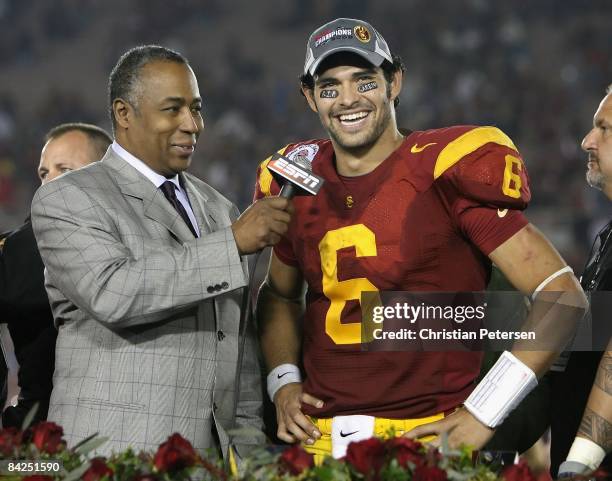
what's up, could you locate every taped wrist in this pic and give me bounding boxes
[566,437,606,471]
[464,351,537,428]
[557,460,589,478]
[267,363,302,401]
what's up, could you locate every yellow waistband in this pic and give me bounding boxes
[309,412,445,438]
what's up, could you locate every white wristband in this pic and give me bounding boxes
[566,437,606,471]
[267,363,302,402]
[464,351,537,428]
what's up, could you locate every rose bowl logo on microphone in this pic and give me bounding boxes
[286,143,319,165]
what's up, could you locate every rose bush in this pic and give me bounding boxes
[153,433,197,473]
[82,458,114,481]
[279,444,315,475]
[0,427,22,457]
[1,422,608,480]
[386,436,424,468]
[30,422,64,455]
[413,464,448,481]
[346,437,387,478]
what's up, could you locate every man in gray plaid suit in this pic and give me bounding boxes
[30,46,292,458]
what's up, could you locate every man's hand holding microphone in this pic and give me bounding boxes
[231,196,293,254]
[231,152,324,255]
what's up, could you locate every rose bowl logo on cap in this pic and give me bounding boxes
[354,25,371,43]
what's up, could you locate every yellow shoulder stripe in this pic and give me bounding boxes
[433,127,518,179]
[258,145,289,197]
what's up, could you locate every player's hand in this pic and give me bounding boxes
[273,382,324,444]
[403,407,495,449]
[231,197,293,255]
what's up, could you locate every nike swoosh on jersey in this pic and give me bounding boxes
[410,142,437,153]
[340,430,359,437]
[497,209,508,218]
[277,372,291,379]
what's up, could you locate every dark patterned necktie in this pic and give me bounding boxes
[159,181,197,237]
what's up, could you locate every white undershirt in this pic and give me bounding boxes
[111,141,200,237]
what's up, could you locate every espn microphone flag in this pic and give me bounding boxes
[267,152,324,198]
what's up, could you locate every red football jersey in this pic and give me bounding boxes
[254,125,530,418]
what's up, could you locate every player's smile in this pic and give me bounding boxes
[327,96,389,148]
[334,109,373,132]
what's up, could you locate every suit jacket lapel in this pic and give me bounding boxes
[182,175,214,234]
[103,151,195,243]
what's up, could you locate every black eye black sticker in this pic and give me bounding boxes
[320,89,339,98]
[358,81,378,93]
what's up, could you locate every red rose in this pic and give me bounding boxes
[31,421,65,454]
[280,445,314,475]
[386,437,424,468]
[502,459,536,481]
[413,465,448,481]
[346,438,387,477]
[83,458,114,481]
[153,433,197,472]
[0,427,22,456]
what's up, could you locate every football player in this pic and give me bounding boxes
[254,18,587,461]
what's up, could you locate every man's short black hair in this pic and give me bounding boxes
[44,122,112,159]
[299,53,406,107]
[108,45,188,132]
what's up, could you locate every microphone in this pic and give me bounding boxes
[267,153,324,199]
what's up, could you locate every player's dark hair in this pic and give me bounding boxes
[299,54,406,107]
[108,45,188,133]
[45,122,112,159]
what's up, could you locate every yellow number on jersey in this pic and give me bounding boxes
[502,155,522,198]
[318,224,379,345]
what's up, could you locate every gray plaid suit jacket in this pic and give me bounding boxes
[30,147,264,457]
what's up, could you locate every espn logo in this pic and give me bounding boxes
[267,153,324,196]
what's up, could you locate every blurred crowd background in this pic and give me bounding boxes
[0,0,611,270]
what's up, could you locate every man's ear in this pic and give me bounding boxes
[301,86,318,113]
[389,69,403,105]
[113,98,133,130]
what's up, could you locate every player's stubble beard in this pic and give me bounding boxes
[324,92,394,153]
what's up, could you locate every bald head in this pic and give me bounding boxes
[38,124,111,184]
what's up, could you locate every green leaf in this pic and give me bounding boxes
[20,402,40,430]
[440,431,450,456]
[311,464,350,481]
[63,461,92,481]
[72,432,100,451]
[74,436,110,456]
